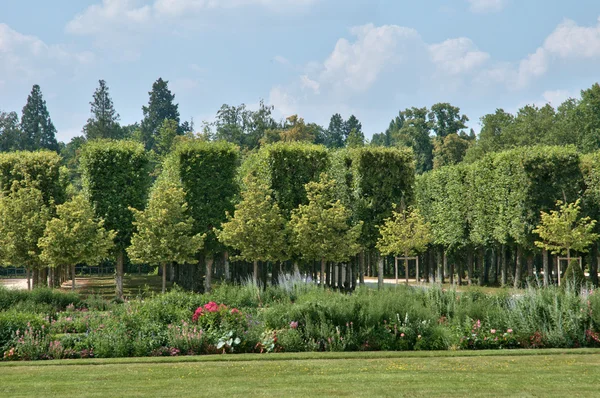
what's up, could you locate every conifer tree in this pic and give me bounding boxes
[20,85,59,151]
[140,78,180,151]
[84,80,122,140]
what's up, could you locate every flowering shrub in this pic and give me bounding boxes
[459,319,520,350]
[192,302,246,334]
[167,321,205,355]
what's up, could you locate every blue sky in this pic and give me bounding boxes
[1,0,600,142]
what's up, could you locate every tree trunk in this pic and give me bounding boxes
[514,246,522,289]
[467,248,473,286]
[457,252,463,286]
[526,254,534,283]
[337,263,343,290]
[116,250,124,299]
[443,251,448,285]
[253,260,259,285]
[450,259,455,286]
[293,261,300,276]
[437,248,444,284]
[542,248,549,287]
[72,265,76,291]
[320,258,326,288]
[162,263,167,294]
[26,268,31,291]
[477,248,484,286]
[405,254,409,285]
[224,252,230,282]
[501,245,507,286]
[271,261,279,286]
[359,251,365,286]
[204,255,213,293]
[591,245,599,287]
[377,255,384,289]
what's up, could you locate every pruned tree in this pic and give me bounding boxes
[534,199,599,284]
[377,206,432,284]
[289,173,362,287]
[80,140,151,299]
[128,179,205,293]
[39,195,115,290]
[0,181,51,290]
[216,174,287,284]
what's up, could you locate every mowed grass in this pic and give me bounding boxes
[2,350,600,397]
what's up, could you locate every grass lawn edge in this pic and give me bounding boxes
[2,347,600,367]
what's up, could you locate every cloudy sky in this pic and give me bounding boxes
[1,0,600,142]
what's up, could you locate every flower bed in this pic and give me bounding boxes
[1,283,600,360]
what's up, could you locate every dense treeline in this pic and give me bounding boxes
[2,79,600,296]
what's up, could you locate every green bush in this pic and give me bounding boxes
[563,260,587,291]
[0,310,47,349]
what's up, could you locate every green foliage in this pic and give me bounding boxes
[128,179,205,266]
[39,194,115,268]
[0,150,66,206]
[20,84,59,152]
[289,174,362,263]
[377,206,432,256]
[245,142,330,217]
[155,119,179,156]
[140,78,180,151]
[341,146,415,249]
[216,174,287,262]
[563,260,587,290]
[0,181,51,269]
[166,140,239,253]
[534,199,599,256]
[83,80,122,140]
[0,111,21,152]
[79,139,151,250]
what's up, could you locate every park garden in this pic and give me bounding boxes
[0,141,599,363]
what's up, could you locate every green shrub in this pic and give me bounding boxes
[563,260,586,291]
[0,310,47,350]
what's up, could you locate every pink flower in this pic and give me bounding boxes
[491,329,496,334]
[230,308,240,315]
[400,333,405,337]
[507,329,513,333]
[290,321,298,329]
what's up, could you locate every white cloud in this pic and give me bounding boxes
[0,23,94,81]
[269,85,298,116]
[543,17,600,58]
[429,37,490,75]
[320,24,421,92]
[467,0,507,14]
[541,89,578,106]
[300,75,320,94]
[67,0,319,36]
[273,55,290,65]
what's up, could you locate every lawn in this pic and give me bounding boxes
[1,350,599,397]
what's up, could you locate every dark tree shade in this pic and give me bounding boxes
[20,85,59,152]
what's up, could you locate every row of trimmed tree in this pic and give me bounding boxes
[2,140,600,296]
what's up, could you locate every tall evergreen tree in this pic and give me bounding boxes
[83,80,122,140]
[323,113,345,148]
[343,115,362,144]
[140,78,180,151]
[20,85,59,152]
